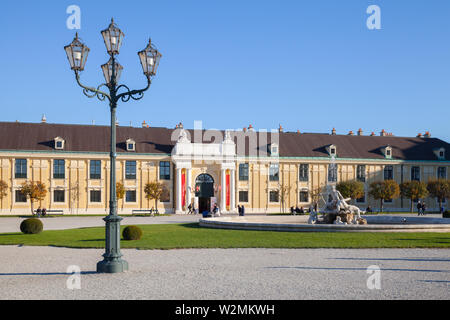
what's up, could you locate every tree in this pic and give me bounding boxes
[427,179,450,211]
[310,185,325,212]
[144,181,164,212]
[336,180,365,203]
[369,180,400,213]
[400,181,429,213]
[0,180,8,201]
[278,184,292,214]
[116,182,125,200]
[20,181,47,214]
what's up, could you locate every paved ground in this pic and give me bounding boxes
[0,246,448,300]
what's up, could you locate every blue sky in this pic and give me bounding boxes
[1,0,449,141]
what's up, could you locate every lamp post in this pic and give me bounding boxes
[64,18,162,273]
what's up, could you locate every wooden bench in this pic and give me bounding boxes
[33,209,64,216]
[132,209,159,216]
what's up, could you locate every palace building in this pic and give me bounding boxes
[0,121,448,215]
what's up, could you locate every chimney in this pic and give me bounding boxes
[279,124,283,133]
[178,122,184,129]
[41,114,47,123]
[331,128,336,135]
[243,127,247,132]
[297,130,301,134]
[348,130,354,136]
[424,131,431,138]
[380,129,387,137]
[417,133,422,138]
[248,124,254,132]
[370,132,375,136]
[357,128,363,136]
[142,120,147,128]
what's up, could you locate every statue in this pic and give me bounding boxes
[177,129,190,143]
[320,186,363,225]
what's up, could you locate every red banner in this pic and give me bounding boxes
[226,171,230,208]
[181,170,186,208]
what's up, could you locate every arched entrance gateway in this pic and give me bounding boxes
[195,174,214,213]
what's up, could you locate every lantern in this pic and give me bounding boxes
[101,18,125,56]
[101,58,124,85]
[138,39,162,77]
[64,33,90,71]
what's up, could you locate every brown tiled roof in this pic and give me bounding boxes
[0,122,448,161]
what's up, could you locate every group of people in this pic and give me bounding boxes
[187,203,199,215]
[34,207,47,217]
[417,200,427,216]
[290,206,305,215]
[237,205,245,216]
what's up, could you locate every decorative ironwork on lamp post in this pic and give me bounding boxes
[64,18,162,273]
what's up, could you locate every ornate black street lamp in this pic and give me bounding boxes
[64,18,162,273]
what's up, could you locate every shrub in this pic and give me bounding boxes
[122,226,143,240]
[20,218,43,234]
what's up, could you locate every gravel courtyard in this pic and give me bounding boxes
[0,246,448,300]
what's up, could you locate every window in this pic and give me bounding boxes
[384,146,392,159]
[411,166,420,181]
[269,164,279,181]
[161,186,170,203]
[328,164,338,183]
[270,143,279,156]
[159,161,170,180]
[54,190,65,203]
[438,167,447,179]
[125,190,136,203]
[126,139,136,152]
[54,137,65,150]
[126,161,137,180]
[53,160,65,179]
[90,190,101,203]
[269,190,279,203]
[15,190,27,203]
[357,165,366,182]
[90,160,101,179]
[384,166,394,180]
[299,164,309,182]
[239,163,249,181]
[385,198,393,203]
[239,191,249,203]
[299,191,309,203]
[15,159,27,179]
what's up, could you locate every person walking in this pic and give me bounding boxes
[422,202,427,216]
[238,205,242,216]
[36,207,41,218]
[241,205,245,216]
[417,200,422,216]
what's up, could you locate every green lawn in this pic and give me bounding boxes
[0,223,449,249]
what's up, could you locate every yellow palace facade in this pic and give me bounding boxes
[0,121,448,215]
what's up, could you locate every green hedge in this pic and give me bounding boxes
[20,218,43,234]
[122,226,143,240]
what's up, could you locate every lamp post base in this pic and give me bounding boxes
[96,214,128,274]
[97,259,128,274]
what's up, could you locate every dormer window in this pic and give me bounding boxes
[126,139,136,152]
[434,148,445,160]
[327,144,337,157]
[54,137,65,150]
[384,146,392,159]
[269,143,279,157]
